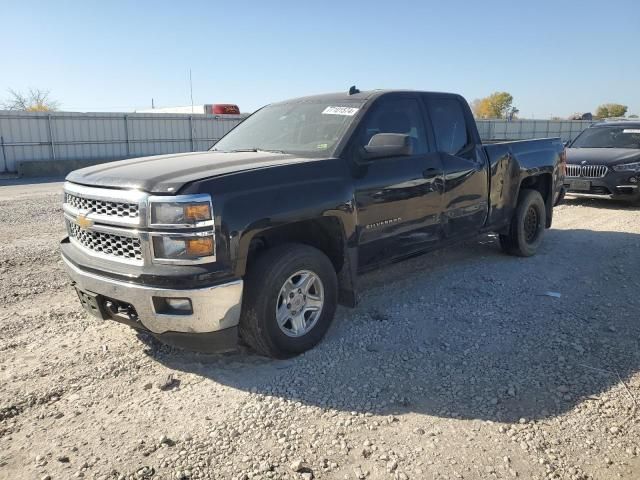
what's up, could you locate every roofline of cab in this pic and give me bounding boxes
[269,89,465,107]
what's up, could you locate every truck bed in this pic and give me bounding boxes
[482,137,565,230]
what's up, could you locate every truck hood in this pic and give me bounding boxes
[65,151,324,193]
[566,148,640,166]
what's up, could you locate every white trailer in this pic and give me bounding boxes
[136,104,241,115]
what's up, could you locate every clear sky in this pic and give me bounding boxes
[2,0,638,118]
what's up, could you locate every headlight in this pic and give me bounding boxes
[148,195,215,264]
[612,161,640,172]
[152,233,215,261]
[150,199,212,226]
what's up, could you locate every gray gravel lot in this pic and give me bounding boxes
[0,181,639,480]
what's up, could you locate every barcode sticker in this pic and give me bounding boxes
[322,106,359,116]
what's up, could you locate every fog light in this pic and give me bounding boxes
[630,177,638,183]
[166,298,192,311]
[153,297,193,315]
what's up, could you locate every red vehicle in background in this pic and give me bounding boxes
[136,103,241,115]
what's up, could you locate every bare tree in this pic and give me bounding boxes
[2,88,60,111]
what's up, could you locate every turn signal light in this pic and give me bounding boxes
[184,204,211,222]
[186,237,214,256]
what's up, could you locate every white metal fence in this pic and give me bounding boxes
[0,111,592,174]
[0,111,247,173]
[476,119,592,143]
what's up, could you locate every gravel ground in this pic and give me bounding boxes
[0,181,639,480]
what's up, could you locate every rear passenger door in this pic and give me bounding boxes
[424,95,489,238]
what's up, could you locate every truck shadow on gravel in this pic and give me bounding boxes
[141,228,640,423]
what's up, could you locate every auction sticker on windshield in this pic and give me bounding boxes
[322,106,359,116]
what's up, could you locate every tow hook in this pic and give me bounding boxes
[105,300,139,322]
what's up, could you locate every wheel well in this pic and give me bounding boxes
[247,217,345,274]
[519,173,553,227]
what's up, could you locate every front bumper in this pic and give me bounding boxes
[62,254,243,350]
[564,170,640,200]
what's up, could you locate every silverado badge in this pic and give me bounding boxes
[365,217,402,230]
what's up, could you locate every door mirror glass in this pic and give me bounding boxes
[362,133,412,160]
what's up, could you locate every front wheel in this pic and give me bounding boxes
[499,189,547,257]
[239,243,338,358]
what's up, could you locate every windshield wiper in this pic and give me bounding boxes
[230,148,286,154]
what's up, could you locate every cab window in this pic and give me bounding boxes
[357,97,428,155]
[428,97,468,155]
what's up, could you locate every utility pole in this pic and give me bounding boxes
[189,69,194,114]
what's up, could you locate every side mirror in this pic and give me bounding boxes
[362,133,412,160]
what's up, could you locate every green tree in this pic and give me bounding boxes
[472,92,515,119]
[595,103,628,118]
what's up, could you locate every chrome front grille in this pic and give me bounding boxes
[566,164,608,178]
[566,164,581,177]
[63,182,216,266]
[65,192,139,219]
[67,220,143,262]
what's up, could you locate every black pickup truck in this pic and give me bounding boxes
[61,89,565,357]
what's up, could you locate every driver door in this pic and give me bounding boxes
[349,94,444,269]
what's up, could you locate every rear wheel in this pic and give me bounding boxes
[239,243,338,358]
[499,189,546,257]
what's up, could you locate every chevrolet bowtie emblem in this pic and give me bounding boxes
[76,213,94,229]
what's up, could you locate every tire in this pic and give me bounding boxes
[239,243,338,358]
[499,189,547,257]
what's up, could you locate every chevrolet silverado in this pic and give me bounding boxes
[61,89,565,357]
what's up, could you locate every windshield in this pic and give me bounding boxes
[211,101,363,156]
[571,126,640,149]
